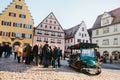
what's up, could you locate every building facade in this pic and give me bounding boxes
[65,21,90,53]
[92,8,120,60]
[33,12,65,54]
[0,0,33,46]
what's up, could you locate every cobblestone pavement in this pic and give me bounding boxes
[0,55,120,80]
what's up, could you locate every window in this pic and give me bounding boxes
[57,33,62,37]
[114,38,118,45]
[51,38,55,43]
[79,33,81,36]
[15,5,22,9]
[83,40,85,43]
[54,21,56,24]
[37,30,42,34]
[46,20,48,23]
[50,26,52,29]
[57,39,61,44]
[41,25,43,27]
[1,31,10,37]
[19,14,26,19]
[24,24,31,29]
[82,27,84,31]
[16,33,22,38]
[85,34,86,37]
[86,40,88,43]
[44,31,49,35]
[25,34,31,38]
[1,21,11,26]
[50,20,52,23]
[51,32,55,36]
[37,37,42,42]
[114,26,118,32]
[77,39,81,42]
[96,40,99,43]
[102,18,109,26]
[50,15,52,18]
[9,12,16,17]
[82,34,84,38]
[96,30,99,35]
[13,23,22,28]
[54,27,56,29]
[103,39,109,45]
[58,27,60,30]
[44,38,48,42]
[45,25,47,28]
[103,28,109,34]
[68,39,69,43]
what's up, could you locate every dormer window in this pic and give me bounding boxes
[101,12,113,26]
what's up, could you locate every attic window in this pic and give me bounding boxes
[58,27,60,30]
[15,5,22,9]
[50,16,52,18]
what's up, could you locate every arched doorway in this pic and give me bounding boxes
[12,42,21,47]
[112,51,120,60]
[103,51,109,59]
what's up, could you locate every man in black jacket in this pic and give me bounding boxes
[33,43,38,66]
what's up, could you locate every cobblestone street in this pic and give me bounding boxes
[0,55,120,80]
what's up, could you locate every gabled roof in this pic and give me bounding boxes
[0,0,34,23]
[92,8,120,29]
[36,12,64,32]
[65,22,83,39]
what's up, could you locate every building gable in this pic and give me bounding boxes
[65,22,82,39]
[0,0,33,24]
[36,12,64,33]
[101,12,113,26]
[92,8,120,29]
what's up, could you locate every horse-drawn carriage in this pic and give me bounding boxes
[68,43,101,75]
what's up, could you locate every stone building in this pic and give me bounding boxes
[33,12,65,54]
[0,0,33,46]
[92,8,120,60]
[65,21,90,53]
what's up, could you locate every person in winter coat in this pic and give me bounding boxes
[109,56,113,64]
[25,43,32,64]
[0,43,3,58]
[42,41,51,68]
[53,46,59,68]
[38,45,43,65]
[17,45,22,63]
[33,44,38,66]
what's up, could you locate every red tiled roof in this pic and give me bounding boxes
[92,8,120,29]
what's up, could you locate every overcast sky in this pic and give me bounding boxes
[0,0,120,29]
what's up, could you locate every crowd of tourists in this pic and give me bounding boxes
[0,41,62,68]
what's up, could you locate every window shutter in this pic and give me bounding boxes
[13,23,15,27]
[22,33,25,38]
[9,13,11,16]
[1,21,4,25]
[20,23,22,28]
[10,22,11,26]
[12,32,15,37]
[30,34,32,38]
[24,24,25,28]
[0,31,2,36]
[14,13,16,17]
[30,25,32,29]
[8,32,10,37]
